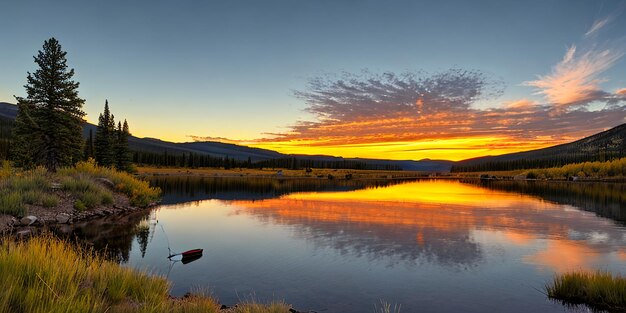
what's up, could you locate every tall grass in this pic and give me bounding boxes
[60,174,114,209]
[547,271,626,312]
[0,166,57,216]
[0,235,292,313]
[60,160,160,207]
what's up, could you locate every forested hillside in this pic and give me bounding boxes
[452,123,626,172]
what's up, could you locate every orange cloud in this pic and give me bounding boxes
[504,99,536,109]
[524,45,623,107]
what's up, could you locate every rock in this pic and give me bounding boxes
[56,213,71,224]
[20,215,37,226]
[16,229,32,238]
[96,178,115,189]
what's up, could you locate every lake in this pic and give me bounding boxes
[62,177,626,312]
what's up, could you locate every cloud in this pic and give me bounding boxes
[188,135,247,144]
[294,68,504,122]
[504,99,536,109]
[585,16,611,37]
[523,45,624,107]
[247,67,626,160]
[524,12,626,109]
[617,88,626,95]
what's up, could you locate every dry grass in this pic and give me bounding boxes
[136,165,425,179]
[59,159,160,207]
[0,235,293,313]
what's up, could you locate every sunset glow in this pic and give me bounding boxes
[2,1,625,162]
[249,136,557,161]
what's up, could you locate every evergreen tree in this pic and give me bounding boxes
[83,129,94,160]
[114,119,131,171]
[12,38,85,171]
[94,100,115,166]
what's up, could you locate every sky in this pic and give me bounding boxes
[1,0,626,161]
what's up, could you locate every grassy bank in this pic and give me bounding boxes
[136,165,425,179]
[0,235,291,313]
[546,271,626,312]
[0,160,160,217]
[456,157,626,180]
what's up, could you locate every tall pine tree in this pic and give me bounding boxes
[94,100,116,167]
[114,119,131,171]
[13,38,85,171]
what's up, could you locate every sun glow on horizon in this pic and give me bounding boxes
[248,136,559,161]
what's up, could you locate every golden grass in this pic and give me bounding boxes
[0,235,293,313]
[59,159,160,207]
[136,165,425,179]
[547,271,626,312]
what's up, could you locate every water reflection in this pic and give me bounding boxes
[148,176,413,203]
[467,180,626,224]
[54,209,152,263]
[57,177,626,313]
[228,180,626,272]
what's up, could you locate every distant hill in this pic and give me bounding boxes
[452,123,626,172]
[0,102,451,171]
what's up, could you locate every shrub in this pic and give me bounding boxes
[41,194,59,208]
[101,192,114,205]
[79,191,101,208]
[74,200,87,212]
[0,191,25,216]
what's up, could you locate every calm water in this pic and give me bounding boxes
[63,177,626,312]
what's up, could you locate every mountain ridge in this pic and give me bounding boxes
[452,123,626,171]
[0,102,453,171]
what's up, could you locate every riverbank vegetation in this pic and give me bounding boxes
[546,271,626,312]
[0,235,291,313]
[524,157,626,179]
[137,165,424,179]
[457,157,626,180]
[0,160,159,217]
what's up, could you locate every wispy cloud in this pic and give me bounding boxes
[585,16,612,37]
[524,12,626,109]
[524,45,624,107]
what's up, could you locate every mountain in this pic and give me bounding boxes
[452,123,626,172]
[0,102,18,120]
[0,102,451,171]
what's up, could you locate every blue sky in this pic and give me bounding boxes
[1,0,625,159]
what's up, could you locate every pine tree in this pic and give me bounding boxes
[83,129,94,160]
[94,100,115,167]
[114,119,131,171]
[13,38,86,171]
